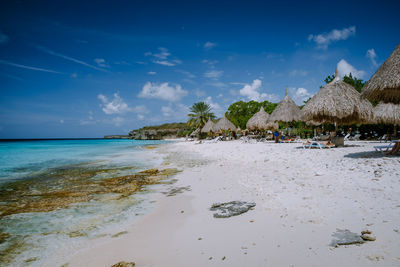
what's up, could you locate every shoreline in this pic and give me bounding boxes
[63,140,400,266]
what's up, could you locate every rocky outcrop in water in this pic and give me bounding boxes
[0,167,179,218]
[111,261,135,267]
[210,201,256,218]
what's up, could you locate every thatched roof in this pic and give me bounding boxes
[201,119,216,133]
[269,88,301,122]
[214,115,236,131]
[302,70,374,124]
[265,121,279,130]
[246,107,270,130]
[373,102,400,125]
[362,43,400,104]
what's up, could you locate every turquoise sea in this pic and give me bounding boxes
[0,139,170,266]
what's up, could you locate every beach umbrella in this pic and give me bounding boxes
[269,88,301,123]
[214,114,236,132]
[302,69,374,126]
[201,119,216,133]
[246,107,270,130]
[362,43,400,104]
[373,102,400,125]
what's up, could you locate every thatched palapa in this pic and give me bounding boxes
[201,119,216,133]
[265,121,279,130]
[214,115,236,132]
[269,88,301,122]
[362,43,400,104]
[373,102,400,125]
[302,69,374,124]
[246,107,269,130]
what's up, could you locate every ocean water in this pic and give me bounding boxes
[0,139,171,266]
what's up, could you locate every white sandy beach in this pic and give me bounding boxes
[63,140,400,267]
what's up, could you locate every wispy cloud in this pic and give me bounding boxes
[366,49,378,67]
[204,41,217,49]
[146,47,181,67]
[289,69,308,77]
[94,58,109,68]
[0,31,9,44]
[204,70,223,79]
[0,59,62,74]
[147,71,157,75]
[35,45,109,72]
[308,26,356,49]
[175,69,196,78]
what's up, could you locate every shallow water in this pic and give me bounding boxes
[0,139,172,266]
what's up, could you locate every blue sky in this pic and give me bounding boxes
[0,0,399,138]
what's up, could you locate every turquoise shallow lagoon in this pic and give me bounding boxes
[0,139,172,266]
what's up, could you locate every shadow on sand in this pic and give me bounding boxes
[344,151,397,159]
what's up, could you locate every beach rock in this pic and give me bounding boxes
[330,229,365,247]
[361,234,376,241]
[210,201,256,218]
[111,261,135,267]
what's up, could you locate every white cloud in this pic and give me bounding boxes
[366,48,378,67]
[308,26,356,49]
[337,59,366,79]
[204,42,217,49]
[0,32,9,44]
[138,82,188,102]
[204,96,223,117]
[204,70,223,79]
[94,58,109,68]
[289,87,314,105]
[98,93,130,114]
[71,73,77,78]
[147,71,156,75]
[59,119,64,124]
[239,79,279,102]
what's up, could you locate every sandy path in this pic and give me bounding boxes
[65,140,400,267]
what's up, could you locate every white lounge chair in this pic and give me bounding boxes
[374,141,394,153]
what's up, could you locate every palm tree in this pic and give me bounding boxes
[187,102,216,129]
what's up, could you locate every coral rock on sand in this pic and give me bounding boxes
[330,229,365,246]
[111,261,135,267]
[210,201,256,218]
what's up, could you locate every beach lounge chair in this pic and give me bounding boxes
[302,140,335,149]
[374,141,394,153]
[344,133,351,141]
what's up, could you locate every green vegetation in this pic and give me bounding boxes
[322,72,366,93]
[139,122,188,131]
[187,102,216,129]
[226,100,278,129]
